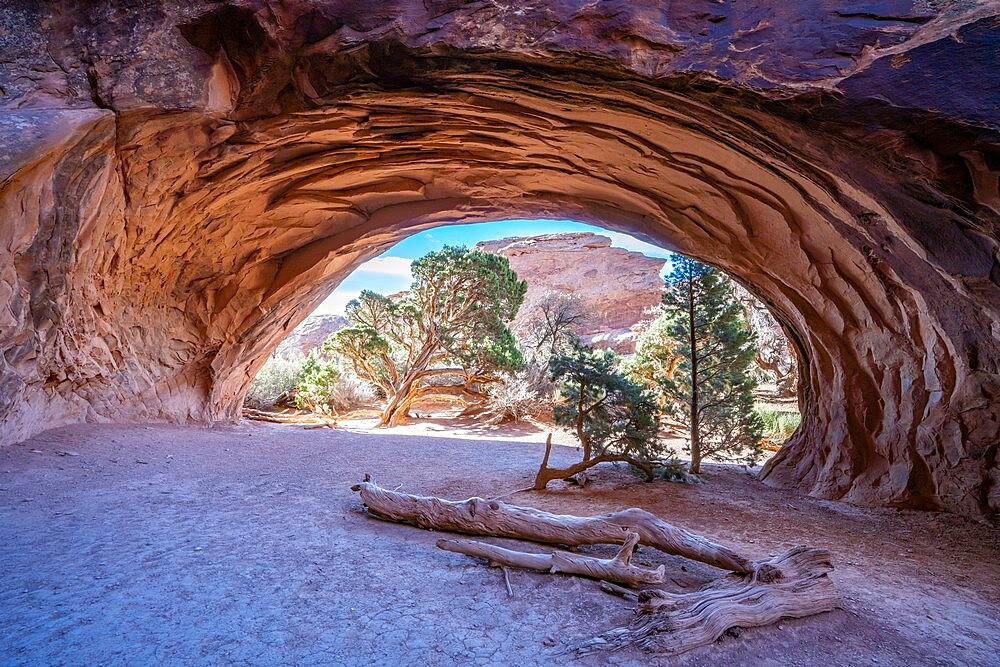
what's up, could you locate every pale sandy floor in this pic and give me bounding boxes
[0,419,997,666]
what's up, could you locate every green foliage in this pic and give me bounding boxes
[549,344,660,461]
[287,352,375,415]
[244,355,303,409]
[294,353,341,414]
[324,246,527,425]
[755,407,801,441]
[623,309,680,394]
[660,256,764,472]
[654,459,688,482]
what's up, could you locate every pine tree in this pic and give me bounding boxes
[660,257,763,474]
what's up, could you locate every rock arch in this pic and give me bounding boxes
[1,2,997,517]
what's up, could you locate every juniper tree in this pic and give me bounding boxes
[324,246,526,426]
[659,257,763,474]
[533,343,660,489]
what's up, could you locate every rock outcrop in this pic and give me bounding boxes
[275,314,347,358]
[1,2,998,517]
[733,284,799,398]
[477,233,665,352]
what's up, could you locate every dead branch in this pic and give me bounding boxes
[599,580,639,602]
[532,433,654,490]
[242,408,336,426]
[576,546,841,655]
[352,476,752,573]
[501,567,514,597]
[437,531,665,587]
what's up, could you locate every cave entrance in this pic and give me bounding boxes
[244,219,803,468]
[4,23,994,517]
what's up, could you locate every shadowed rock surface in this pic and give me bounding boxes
[0,1,998,517]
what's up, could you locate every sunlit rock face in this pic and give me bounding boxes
[477,233,665,353]
[0,1,997,517]
[274,314,347,358]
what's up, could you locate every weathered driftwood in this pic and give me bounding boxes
[599,580,639,602]
[532,433,654,490]
[351,477,752,573]
[576,546,841,655]
[437,531,665,587]
[241,408,336,427]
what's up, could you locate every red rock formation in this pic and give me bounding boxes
[0,2,997,517]
[477,233,665,353]
[275,314,347,358]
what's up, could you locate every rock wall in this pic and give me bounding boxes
[477,233,665,352]
[274,314,347,358]
[0,2,997,517]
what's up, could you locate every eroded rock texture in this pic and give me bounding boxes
[477,233,665,352]
[1,1,998,517]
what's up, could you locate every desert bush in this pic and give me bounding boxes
[484,366,552,423]
[755,407,801,442]
[293,353,375,415]
[325,371,376,414]
[293,353,340,414]
[245,355,304,409]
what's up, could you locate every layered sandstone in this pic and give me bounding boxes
[477,233,665,352]
[0,2,997,517]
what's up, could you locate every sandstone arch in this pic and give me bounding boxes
[1,2,997,517]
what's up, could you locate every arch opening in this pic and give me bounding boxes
[245,220,804,462]
[1,4,997,518]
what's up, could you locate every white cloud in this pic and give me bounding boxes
[356,255,413,278]
[601,231,673,259]
[312,290,360,316]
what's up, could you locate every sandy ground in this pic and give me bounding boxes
[1,418,997,666]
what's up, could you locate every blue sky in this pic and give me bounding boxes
[313,219,673,315]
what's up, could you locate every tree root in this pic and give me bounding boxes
[575,546,841,655]
[532,433,654,490]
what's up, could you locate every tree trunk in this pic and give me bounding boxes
[687,264,702,475]
[532,433,654,490]
[378,388,411,426]
[437,531,666,587]
[351,476,753,572]
[575,546,841,656]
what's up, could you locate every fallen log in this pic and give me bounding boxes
[241,408,336,427]
[575,546,841,655]
[437,531,665,587]
[351,476,752,573]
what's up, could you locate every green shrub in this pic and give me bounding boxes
[755,407,801,441]
[245,355,304,409]
[294,353,375,415]
[294,353,342,414]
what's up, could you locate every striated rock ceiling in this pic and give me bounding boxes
[0,1,998,517]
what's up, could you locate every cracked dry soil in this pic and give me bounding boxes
[1,421,997,666]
